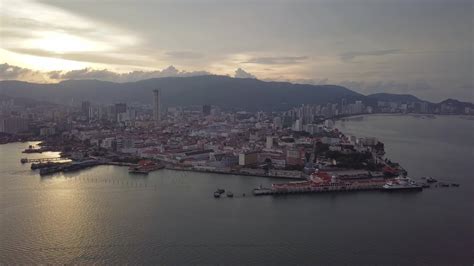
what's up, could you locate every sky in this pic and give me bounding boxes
[0,0,472,102]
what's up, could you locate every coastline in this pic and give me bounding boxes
[332,112,473,121]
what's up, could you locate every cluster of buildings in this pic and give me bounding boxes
[57,103,390,178]
[0,88,468,178]
[2,89,399,179]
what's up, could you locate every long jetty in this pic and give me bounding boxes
[20,157,65,163]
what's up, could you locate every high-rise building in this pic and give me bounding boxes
[202,105,211,116]
[273,116,282,130]
[292,119,303,131]
[266,136,274,149]
[153,89,161,124]
[115,103,127,114]
[0,116,28,134]
[81,101,90,116]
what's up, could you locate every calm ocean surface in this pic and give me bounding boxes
[1,114,473,265]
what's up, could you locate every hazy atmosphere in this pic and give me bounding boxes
[1,0,472,101]
[1,1,473,265]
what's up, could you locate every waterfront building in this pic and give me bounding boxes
[239,151,259,166]
[39,127,56,136]
[286,148,304,166]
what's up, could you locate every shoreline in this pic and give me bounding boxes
[332,112,473,121]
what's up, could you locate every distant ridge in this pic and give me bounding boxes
[0,76,471,110]
[0,75,364,110]
[367,93,424,103]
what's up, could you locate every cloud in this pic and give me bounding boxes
[164,51,204,59]
[0,63,49,83]
[1,0,140,67]
[243,56,308,65]
[340,49,401,62]
[50,68,119,81]
[49,65,211,82]
[8,48,152,67]
[0,63,211,83]
[263,77,328,85]
[234,68,256,79]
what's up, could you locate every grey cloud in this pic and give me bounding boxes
[164,51,204,59]
[1,63,210,83]
[243,56,308,65]
[234,68,256,79]
[0,63,48,83]
[266,77,329,85]
[2,16,101,41]
[53,68,119,81]
[49,65,210,82]
[340,49,401,62]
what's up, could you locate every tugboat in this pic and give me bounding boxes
[226,191,234,198]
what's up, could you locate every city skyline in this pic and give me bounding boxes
[1,0,472,102]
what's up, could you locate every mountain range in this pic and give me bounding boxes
[0,75,471,111]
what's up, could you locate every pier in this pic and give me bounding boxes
[253,184,385,196]
[20,157,65,164]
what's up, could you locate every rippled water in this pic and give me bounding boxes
[1,115,473,264]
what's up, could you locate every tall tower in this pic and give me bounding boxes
[153,89,161,124]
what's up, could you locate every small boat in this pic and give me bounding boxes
[20,158,28,164]
[226,191,234,198]
[439,182,449,187]
[421,183,430,188]
[214,191,221,198]
[217,188,225,194]
[426,177,437,183]
[450,183,460,187]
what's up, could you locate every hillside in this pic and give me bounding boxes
[367,93,424,103]
[0,75,365,110]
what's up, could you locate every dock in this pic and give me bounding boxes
[253,183,384,196]
[20,157,65,164]
[253,171,394,196]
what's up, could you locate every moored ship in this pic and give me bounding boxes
[382,176,423,191]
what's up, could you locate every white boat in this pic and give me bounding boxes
[383,176,422,191]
